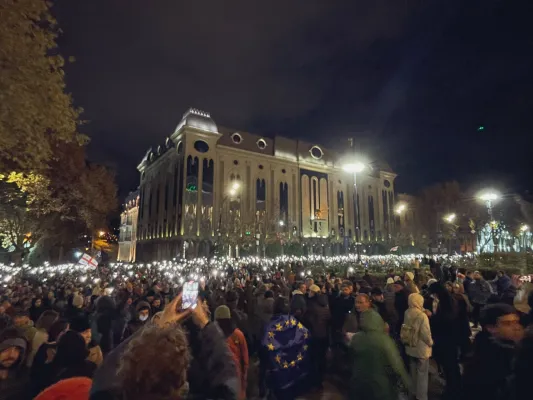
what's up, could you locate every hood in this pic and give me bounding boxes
[408,293,424,310]
[35,377,92,400]
[292,290,304,296]
[0,335,27,367]
[263,298,275,314]
[95,296,115,313]
[135,301,151,313]
[314,294,328,307]
[359,310,385,333]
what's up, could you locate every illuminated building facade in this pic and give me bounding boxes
[135,108,396,260]
[118,190,139,262]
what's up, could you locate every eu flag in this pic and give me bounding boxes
[261,314,310,392]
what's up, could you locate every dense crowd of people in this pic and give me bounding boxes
[0,257,532,400]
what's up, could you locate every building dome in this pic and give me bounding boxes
[174,108,218,134]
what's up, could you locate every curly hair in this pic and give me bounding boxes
[118,324,190,400]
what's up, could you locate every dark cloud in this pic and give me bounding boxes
[52,0,533,197]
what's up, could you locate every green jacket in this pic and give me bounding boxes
[349,310,410,400]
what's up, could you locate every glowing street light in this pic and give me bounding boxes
[342,162,366,174]
[231,182,240,191]
[279,220,285,226]
[444,213,456,223]
[342,159,367,262]
[479,191,500,202]
[395,203,407,215]
[98,231,106,237]
[520,224,529,232]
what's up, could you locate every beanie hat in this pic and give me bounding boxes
[70,316,91,333]
[35,377,92,400]
[72,294,84,308]
[309,284,321,294]
[386,278,395,285]
[214,305,231,320]
[405,272,414,281]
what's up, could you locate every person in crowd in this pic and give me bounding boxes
[463,304,524,400]
[64,292,86,322]
[344,293,374,336]
[349,310,410,400]
[331,281,355,340]
[451,283,473,359]
[393,280,410,333]
[92,293,239,399]
[27,310,59,367]
[491,270,516,305]
[93,295,117,354]
[0,327,30,399]
[38,330,97,394]
[13,309,37,347]
[29,297,46,323]
[260,296,310,399]
[150,294,164,314]
[70,316,104,366]
[371,287,395,335]
[31,320,70,392]
[427,282,461,399]
[226,290,249,346]
[305,283,331,390]
[122,301,151,341]
[470,271,493,328]
[515,290,533,399]
[214,305,249,399]
[402,293,433,400]
[404,272,419,294]
[290,282,307,320]
[34,377,92,400]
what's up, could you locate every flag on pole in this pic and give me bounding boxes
[390,246,399,252]
[79,253,98,268]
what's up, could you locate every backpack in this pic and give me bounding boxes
[400,314,422,347]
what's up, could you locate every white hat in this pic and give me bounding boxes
[386,278,395,285]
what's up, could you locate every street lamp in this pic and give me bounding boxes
[342,160,366,261]
[279,220,284,226]
[444,213,456,223]
[478,190,501,252]
[395,203,407,215]
[520,224,529,252]
[217,182,242,252]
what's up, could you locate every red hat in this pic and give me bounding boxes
[35,377,92,400]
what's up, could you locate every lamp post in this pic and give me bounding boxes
[478,190,501,252]
[342,161,366,261]
[520,224,529,252]
[443,213,457,254]
[217,182,241,256]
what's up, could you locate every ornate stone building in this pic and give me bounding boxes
[135,108,397,261]
[118,191,139,262]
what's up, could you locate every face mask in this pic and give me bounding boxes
[139,314,149,322]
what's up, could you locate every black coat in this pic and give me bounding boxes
[305,295,331,339]
[462,332,515,400]
[90,323,239,400]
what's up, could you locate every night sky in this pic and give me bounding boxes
[52,0,533,199]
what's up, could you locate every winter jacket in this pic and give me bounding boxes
[349,310,410,400]
[469,279,493,305]
[226,328,249,400]
[90,322,240,400]
[462,332,516,400]
[290,290,307,320]
[305,294,331,339]
[403,293,433,359]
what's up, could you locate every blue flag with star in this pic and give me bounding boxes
[261,314,310,391]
